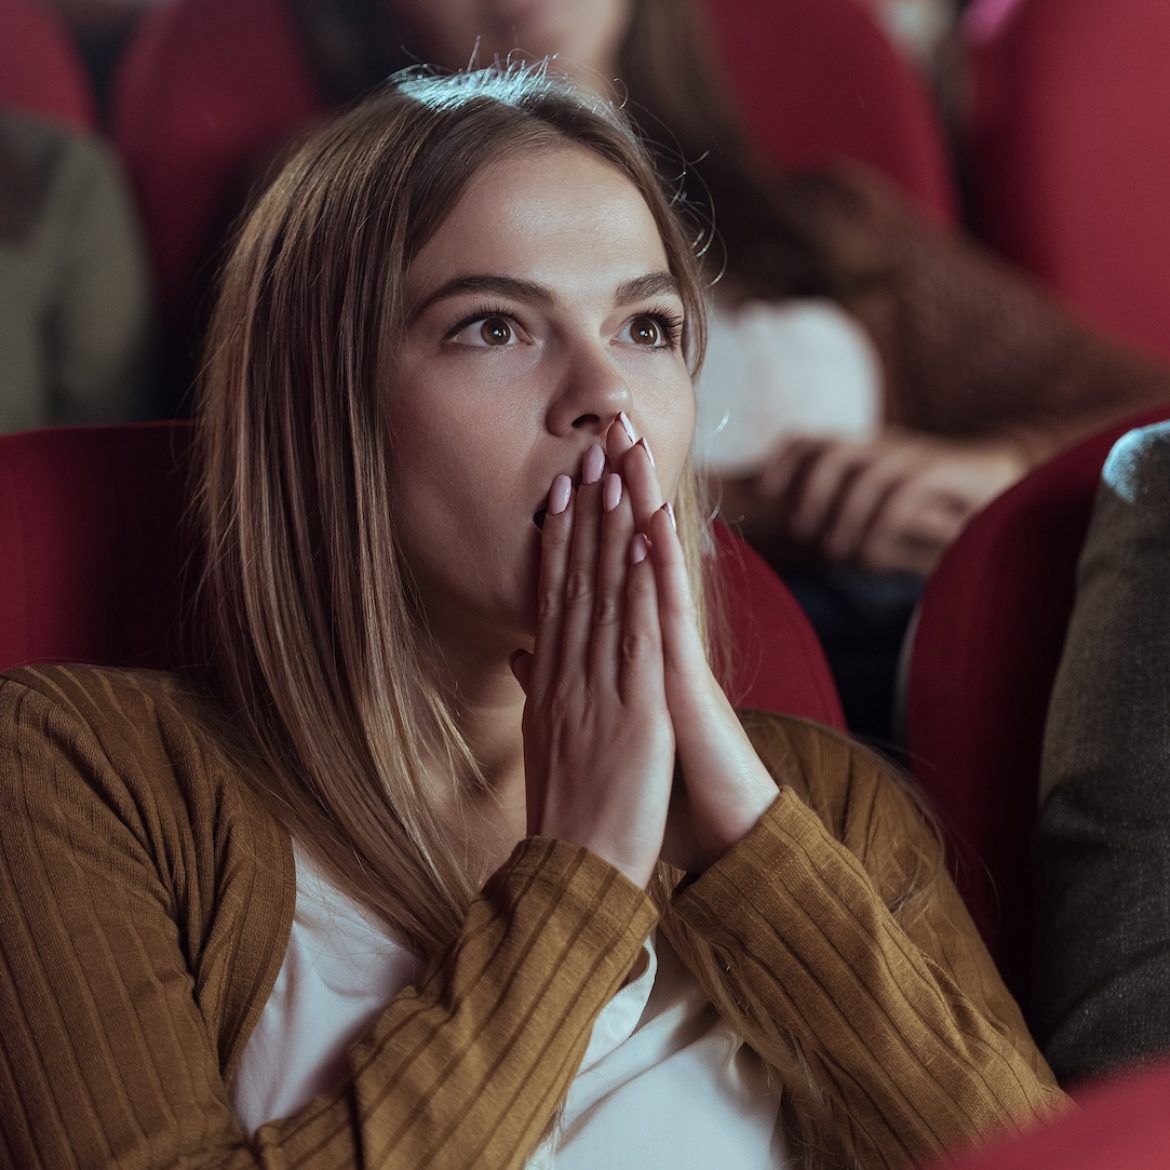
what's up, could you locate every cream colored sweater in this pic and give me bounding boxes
[0,665,1065,1169]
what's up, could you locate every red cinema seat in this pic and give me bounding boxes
[925,1056,1170,1170]
[0,0,96,129]
[906,405,1170,999]
[0,423,845,731]
[700,0,957,225]
[965,0,1170,362]
[110,0,321,335]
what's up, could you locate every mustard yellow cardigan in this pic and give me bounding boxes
[0,665,1065,1169]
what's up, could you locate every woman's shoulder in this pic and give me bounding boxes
[2,662,219,746]
[0,664,271,836]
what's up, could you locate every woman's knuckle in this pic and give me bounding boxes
[621,629,658,663]
[565,567,593,605]
[538,589,561,623]
[594,590,620,626]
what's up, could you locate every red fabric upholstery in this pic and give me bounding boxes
[0,0,96,129]
[965,0,1170,361]
[700,0,956,224]
[709,524,846,729]
[111,0,321,314]
[927,1057,1170,1170]
[0,423,845,730]
[906,405,1170,998]
[0,423,199,673]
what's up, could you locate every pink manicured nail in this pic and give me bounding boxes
[603,472,622,512]
[583,444,606,485]
[617,410,638,444]
[663,501,677,531]
[629,533,649,564]
[636,436,655,468]
[548,474,572,515]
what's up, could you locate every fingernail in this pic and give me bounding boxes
[583,444,605,485]
[663,501,676,531]
[636,436,655,468]
[549,473,571,515]
[603,472,622,512]
[630,533,649,564]
[617,410,638,444]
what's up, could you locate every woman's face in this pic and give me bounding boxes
[391,0,634,88]
[387,144,695,651]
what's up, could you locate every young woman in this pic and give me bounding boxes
[0,66,1063,1169]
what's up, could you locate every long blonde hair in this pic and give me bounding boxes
[198,62,711,959]
[197,63,938,1170]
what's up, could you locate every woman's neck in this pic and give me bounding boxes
[432,640,530,878]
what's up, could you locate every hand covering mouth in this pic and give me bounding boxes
[533,471,584,529]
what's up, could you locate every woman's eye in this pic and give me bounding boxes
[620,314,675,348]
[478,316,513,346]
[630,316,662,346]
[448,314,517,347]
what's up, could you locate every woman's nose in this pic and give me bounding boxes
[546,341,634,436]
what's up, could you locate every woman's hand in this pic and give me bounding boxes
[606,421,778,875]
[753,429,1029,575]
[510,444,676,889]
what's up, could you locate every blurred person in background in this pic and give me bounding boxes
[0,106,153,433]
[859,0,958,69]
[1035,419,1170,1086]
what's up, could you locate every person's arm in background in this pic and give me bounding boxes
[1034,420,1170,1085]
[48,129,155,423]
[728,167,1170,575]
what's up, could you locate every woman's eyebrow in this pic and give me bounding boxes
[408,275,554,321]
[614,272,681,304]
[407,270,681,323]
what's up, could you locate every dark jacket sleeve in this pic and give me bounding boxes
[1035,420,1170,1085]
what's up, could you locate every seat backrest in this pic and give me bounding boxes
[700,0,957,225]
[0,423,200,673]
[922,1053,1170,1169]
[906,404,1170,999]
[110,0,321,317]
[0,423,846,729]
[965,0,1170,361]
[0,0,96,129]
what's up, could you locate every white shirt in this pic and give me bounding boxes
[694,298,882,476]
[234,845,786,1168]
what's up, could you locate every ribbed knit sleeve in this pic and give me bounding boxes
[0,668,657,1170]
[671,714,1068,1169]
